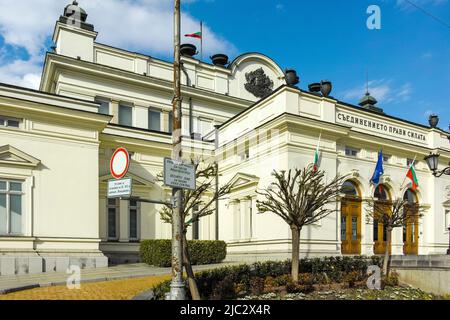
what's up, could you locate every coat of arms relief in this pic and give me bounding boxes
[244,67,274,98]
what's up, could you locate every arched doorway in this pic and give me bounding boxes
[403,189,419,255]
[373,184,391,254]
[341,180,361,254]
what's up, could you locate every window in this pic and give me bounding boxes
[373,219,378,241]
[407,158,416,167]
[168,111,173,133]
[342,181,359,197]
[95,98,110,115]
[0,180,23,235]
[119,104,133,126]
[0,116,21,128]
[107,198,119,240]
[129,199,139,241]
[345,147,359,157]
[341,216,347,241]
[148,108,161,131]
[239,139,250,161]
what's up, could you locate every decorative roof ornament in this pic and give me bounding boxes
[358,71,384,114]
[59,1,94,31]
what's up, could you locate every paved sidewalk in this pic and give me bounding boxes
[0,262,240,294]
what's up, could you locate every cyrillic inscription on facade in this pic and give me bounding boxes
[337,112,426,142]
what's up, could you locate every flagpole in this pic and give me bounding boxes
[400,155,417,190]
[200,21,203,61]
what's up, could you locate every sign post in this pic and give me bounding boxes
[164,158,196,191]
[108,147,131,198]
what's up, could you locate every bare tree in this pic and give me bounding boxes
[366,197,425,277]
[256,165,348,283]
[159,161,231,300]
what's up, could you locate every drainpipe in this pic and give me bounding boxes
[214,125,220,240]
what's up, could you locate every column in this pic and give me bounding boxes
[232,200,241,240]
[391,225,404,255]
[362,201,375,256]
[240,198,251,240]
[110,100,120,124]
[119,199,129,242]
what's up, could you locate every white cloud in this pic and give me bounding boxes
[0,0,237,89]
[341,79,412,104]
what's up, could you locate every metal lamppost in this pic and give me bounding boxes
[424,153,450,177]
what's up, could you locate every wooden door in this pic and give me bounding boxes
[403,205,419,255]
[341,199,361,254]
[373,202,391,255]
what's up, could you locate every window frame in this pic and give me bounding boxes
[344,146,359,157]
[0,116,22,129]
[118,103,133,127]
[106,198,119,241]
[148,107,162,132]
[0,179,24,236]
[128,199,140,242]
[95,97,111,115]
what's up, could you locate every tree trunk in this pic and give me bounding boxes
[291,225,300,283]
[182,232,201,300]
[383,228,392,278]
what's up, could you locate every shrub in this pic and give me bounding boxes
[211,275,235,300]
[382,271,399,287]
[140,239,226,267]
[286,281,314,294]
[343,270,364,288]
[298,273,314,285]
[273,274,291,287]
[250,277,265,295]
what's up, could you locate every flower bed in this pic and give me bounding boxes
[152,256,384,300]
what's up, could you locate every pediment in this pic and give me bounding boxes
[100,172,154,187]
[229,172,259,191]
[0,145,40,168]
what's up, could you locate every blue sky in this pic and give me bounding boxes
[0,0,449,127]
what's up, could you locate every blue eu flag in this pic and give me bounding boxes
[371,151,384,184]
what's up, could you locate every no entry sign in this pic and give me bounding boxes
[110,147,130,179]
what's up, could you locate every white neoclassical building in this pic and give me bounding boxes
[1,2,450,274]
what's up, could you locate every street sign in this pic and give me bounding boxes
[107,178,132,198]
[110,147,130,179]
[164,158,196,190]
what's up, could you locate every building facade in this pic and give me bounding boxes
[1,2,449,274]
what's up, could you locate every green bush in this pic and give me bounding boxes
[140,239,227,267]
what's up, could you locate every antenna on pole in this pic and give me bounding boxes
[366,68,369,95]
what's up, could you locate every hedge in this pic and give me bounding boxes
[140,239,227,267]
[152,256,383,300]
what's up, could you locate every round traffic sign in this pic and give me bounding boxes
[110,147,130,179]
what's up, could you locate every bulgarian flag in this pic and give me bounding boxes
[406,159,419,191]
[185,31,202,39]
[313,133,321,172]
